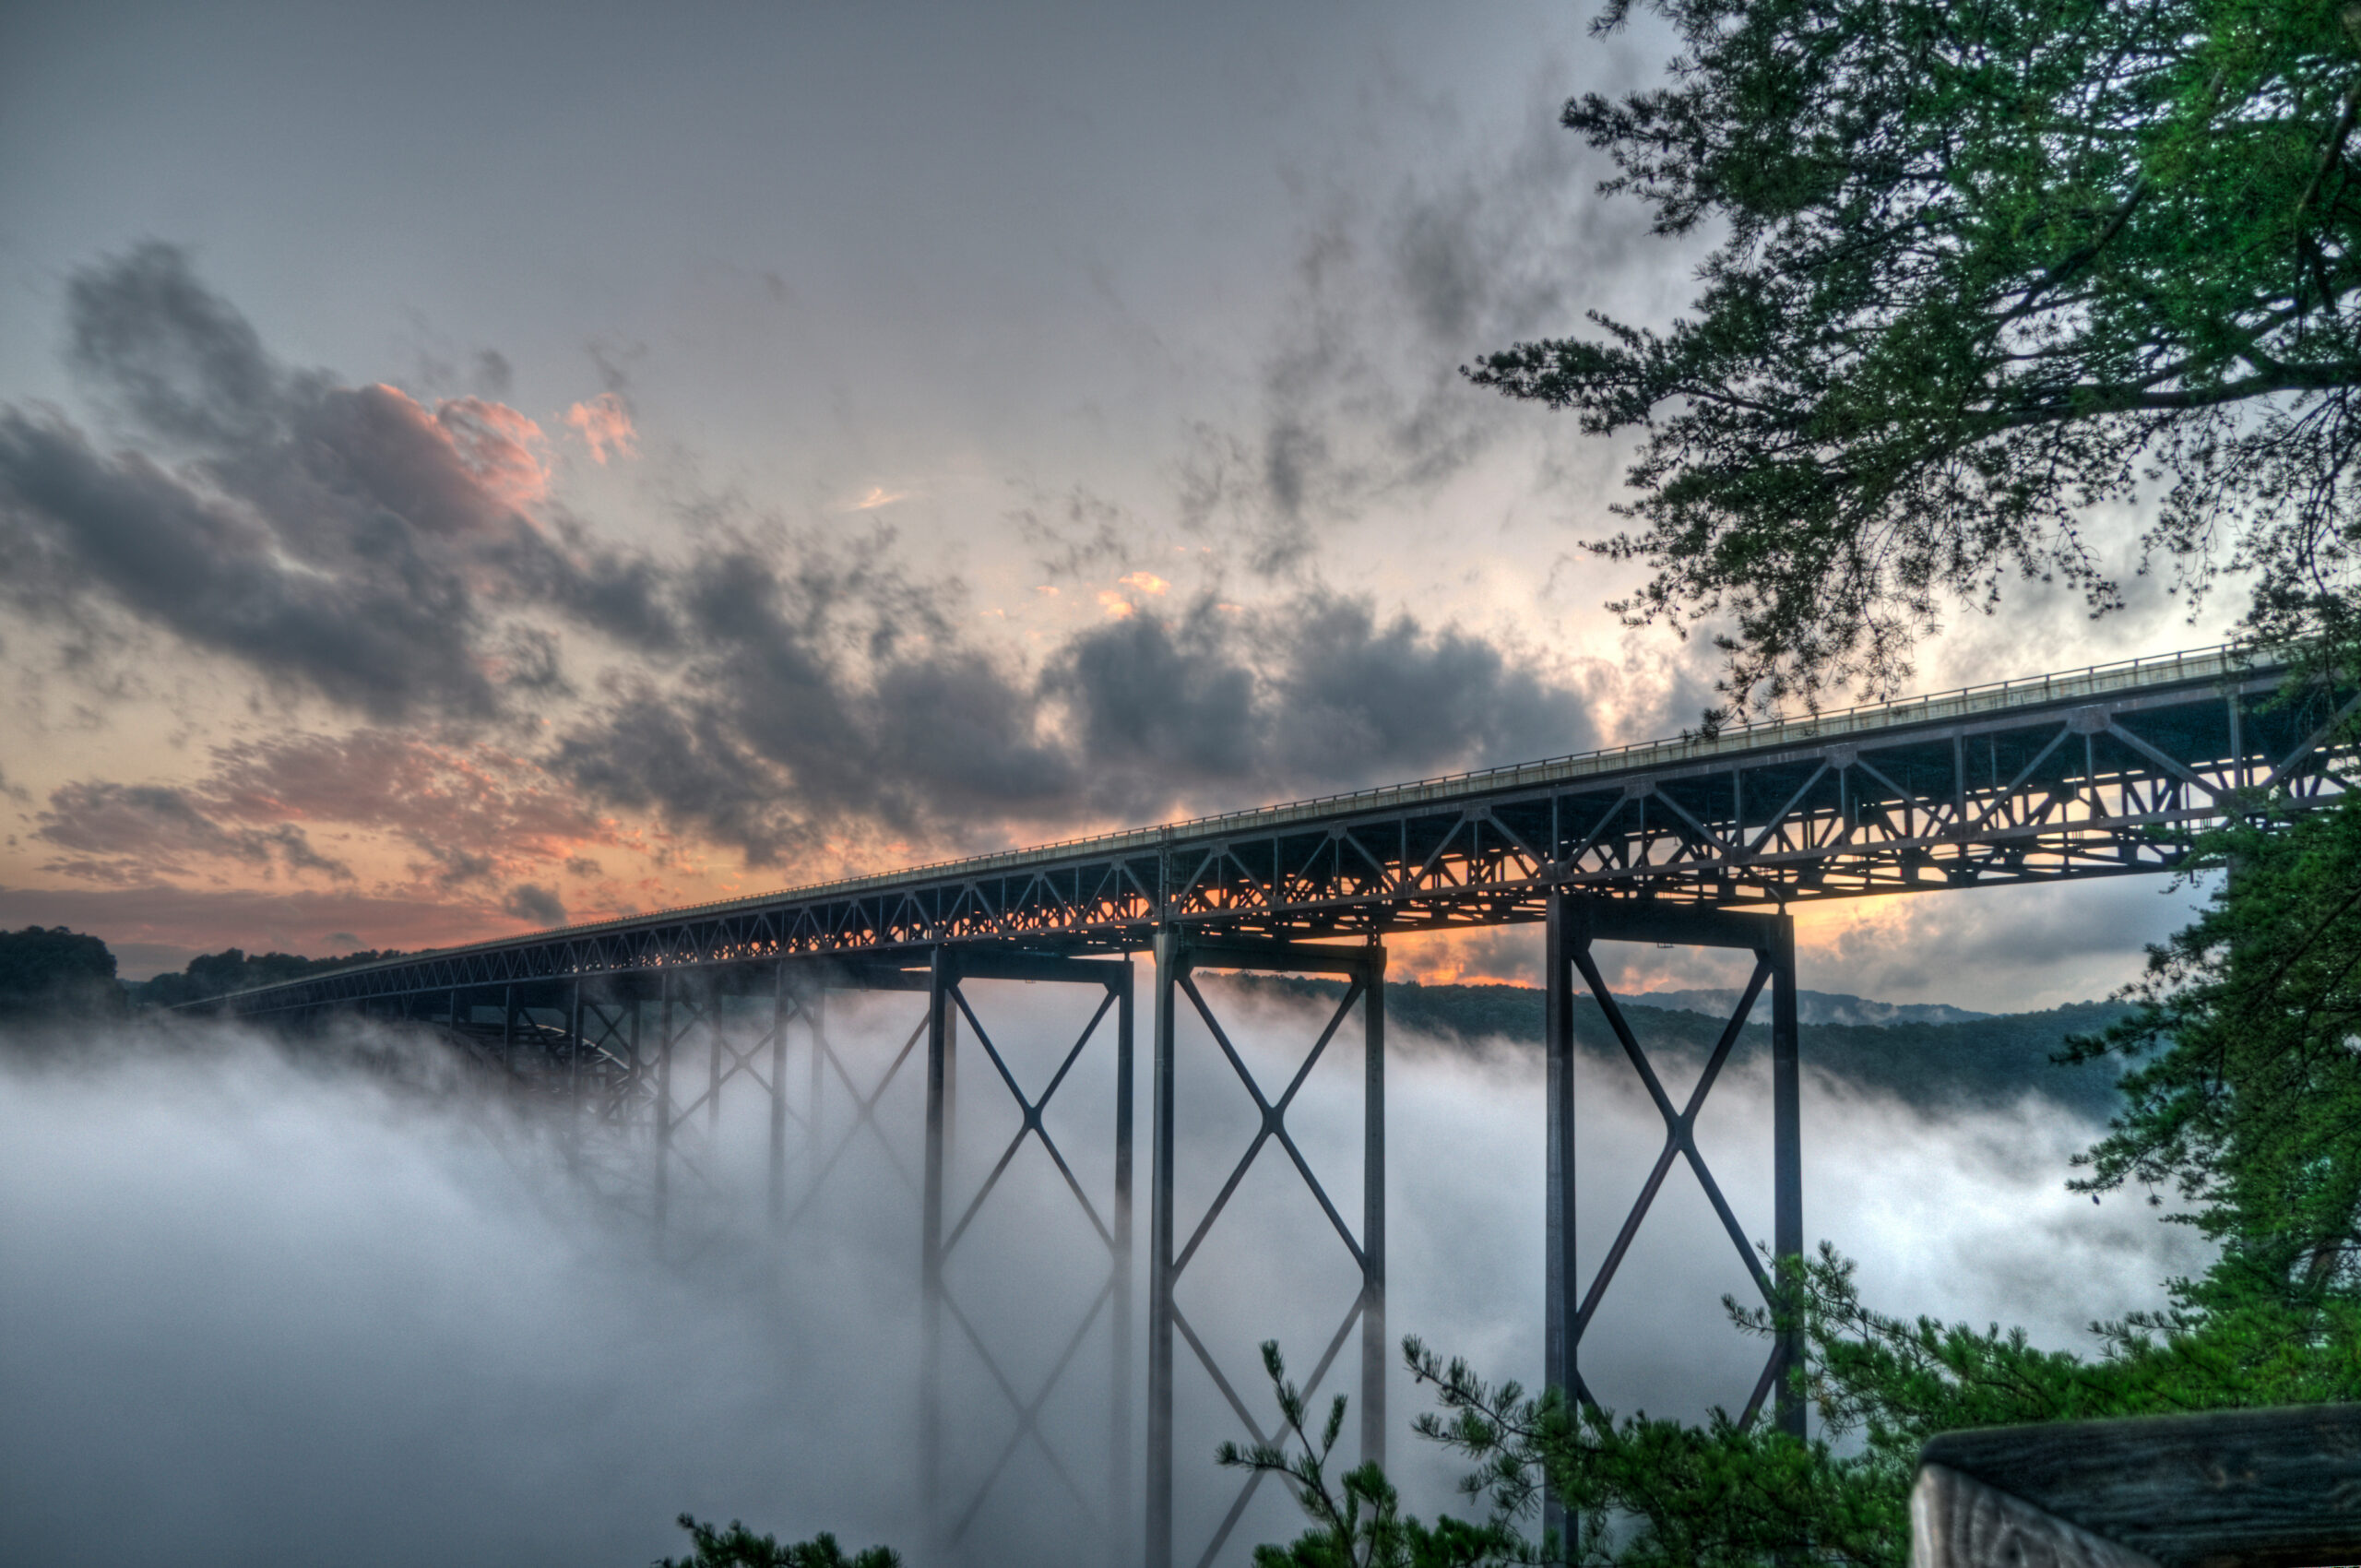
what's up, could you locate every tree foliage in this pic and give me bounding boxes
[656,1514,898,1568]
[0,924,120,1018]
[1473,0,2361,709]
[1247,1246,2361,1568]
[133,945,409,1009]
[1218,1341,1520,1567]
[2069,785,2361,1304]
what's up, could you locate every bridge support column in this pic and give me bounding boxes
[1113,968,1136,1568]
[1541,893,1804,1539]
[655,970,674,1236]
[921,947,953,1560]
[1770,916,1803,1439]
[769,959,790,1229]
[1146,931,1177,1568]
[1146,931,1387,1568]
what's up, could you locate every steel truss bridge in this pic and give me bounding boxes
[210,644,2357,1568]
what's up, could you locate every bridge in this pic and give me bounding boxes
[208,642,2355,1567]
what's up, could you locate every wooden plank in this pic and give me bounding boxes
[1913,1463,2161,1568]
[1921,1406,2361,1568]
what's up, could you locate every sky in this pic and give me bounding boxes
[0,0,2236,1000]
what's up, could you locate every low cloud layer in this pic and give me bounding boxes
[0,988,2200,1567]
[22,728,631,942]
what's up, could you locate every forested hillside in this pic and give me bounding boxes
[1216,976,2129,1119]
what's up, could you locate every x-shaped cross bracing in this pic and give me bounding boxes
[1154,956,1382,1568]
[784,1009,925,1231]
[931,973,1130,1552]
[1571,956,1786,1426]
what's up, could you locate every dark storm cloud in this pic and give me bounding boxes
[1047,590,1596,811]
[1045,606,1260,790]
[0,244,677,719]
[501,882,567,928]
[0,410,506,715]
[1266,595,1591,776]
[555,576,1598,863]
[65,240,283,449]
[552,540,1084,863]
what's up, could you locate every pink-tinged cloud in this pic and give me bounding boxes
[563,393,637,465]
[329,385,551,526]
[33,781,352,884]
[26,729,647,915]
[433,394,550,508]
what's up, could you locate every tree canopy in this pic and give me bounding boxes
[1473,0,2361,709]
[0,924,119,1018]
[656,1514,898,1568]
[133,946,409,1009]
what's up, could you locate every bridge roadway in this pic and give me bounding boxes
[216,641,2352,1016]
[202,642,2358,1568]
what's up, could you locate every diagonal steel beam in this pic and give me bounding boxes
[1572,959,1773,1340]
[1173,973,1368,1272]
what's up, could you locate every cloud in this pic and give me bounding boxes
[0,982,2202,1564]
[552,538,1082,864]
[471,350,513,398]
[563,393,636,465]
[3,249,1605,885]
[1262,594,1592,778]
[1174,76,1672,574]
[34,781,352,884]
[196,729,622,881]
[1010,484,1143,580]
[1790,878,2218,1013]
[552,570,1599,865]
[500,882,567,928]
[0,244,668,719]
[1045,591,1596,815]
[30,728,629,897]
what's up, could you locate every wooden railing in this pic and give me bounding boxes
[1915,1407,2361,1568]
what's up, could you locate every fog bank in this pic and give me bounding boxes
[0,980,2202,1565]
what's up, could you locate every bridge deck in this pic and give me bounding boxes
[216,643,2355,1014]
